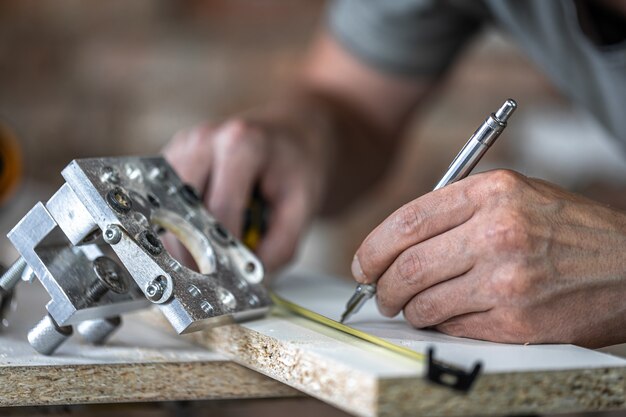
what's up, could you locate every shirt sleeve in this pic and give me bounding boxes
[327,0,487,77]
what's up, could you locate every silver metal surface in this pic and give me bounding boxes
[7,156,271,354]
[76,316,122,345]
[339,283,376,323]
[341,99,517,323]
[27,314,73,355]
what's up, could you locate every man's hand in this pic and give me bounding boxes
[163,112,329,272]
[352,169,626,348]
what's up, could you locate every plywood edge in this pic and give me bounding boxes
[377,367,626,417]
[186,322,382,417]
[0,360,299,407]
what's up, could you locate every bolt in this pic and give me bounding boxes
[85,257,130,303]
[0,257,26,292]
[145,275,167,302]
[103,225,123,244]
[106,187,133,213]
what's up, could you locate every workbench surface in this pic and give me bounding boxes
[0,282,296,407]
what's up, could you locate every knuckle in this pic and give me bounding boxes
[484,209,533,253]
[218,119,266,154]
[395,249,427,287]
[483,169,525,195]
[406,295,441,327]
[394,203,426,237]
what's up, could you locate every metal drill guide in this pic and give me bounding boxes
[4,157,271,355]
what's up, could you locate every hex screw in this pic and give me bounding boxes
[145,275,167,302]
[106,187,133,213]
[0,257,26,293]
[103,225,122,245]
[85,257,130,304]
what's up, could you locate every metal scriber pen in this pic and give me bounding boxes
[339,99,517,323]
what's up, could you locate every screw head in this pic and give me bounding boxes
[145,276,167,302]
[103,225,122,244]
[100,166,120,184]
[106,187,133,213]
[148,166,167,182]
[92,256,130,294]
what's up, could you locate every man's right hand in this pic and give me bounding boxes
[163,111,330,272]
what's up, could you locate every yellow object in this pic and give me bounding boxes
[243,228,261,251]
[0,123,21,206]
[270,292,425,362]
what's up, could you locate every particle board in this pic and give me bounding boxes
[179,270,626,417]
[0,282,297,407]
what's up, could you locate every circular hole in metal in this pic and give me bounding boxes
[179,184,201,206]
[147,193,161,208]
[210,223,233,246]
[244,262,256,274]
[138,230,163,256]
[151,209,217,275]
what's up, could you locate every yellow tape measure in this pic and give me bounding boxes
[270,292,425,362]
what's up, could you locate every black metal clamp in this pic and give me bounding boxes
[426,347,482,393]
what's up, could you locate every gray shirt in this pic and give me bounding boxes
[328,0,626,146]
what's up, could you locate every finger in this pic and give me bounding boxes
[163,124,215,192]
[402,272,492,328]
[207,120,267,238]
[352,179,479,284]
[375,221,477,317]
[434,311,497,342]
[257,188,309,272]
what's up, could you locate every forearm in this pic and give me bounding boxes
[270,88,398,215]
[261,31,435,214]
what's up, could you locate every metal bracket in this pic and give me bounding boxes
[6,156,271,354]
[426,347,482,392]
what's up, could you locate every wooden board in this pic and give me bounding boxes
[179,270,626,417]
[0,282,297,407]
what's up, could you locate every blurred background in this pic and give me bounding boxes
[1,0,625,277]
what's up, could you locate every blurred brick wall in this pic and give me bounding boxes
[0,0,321,187]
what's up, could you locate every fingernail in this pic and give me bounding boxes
[351,255,366,281]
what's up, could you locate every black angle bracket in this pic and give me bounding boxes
[426,347,482,393]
